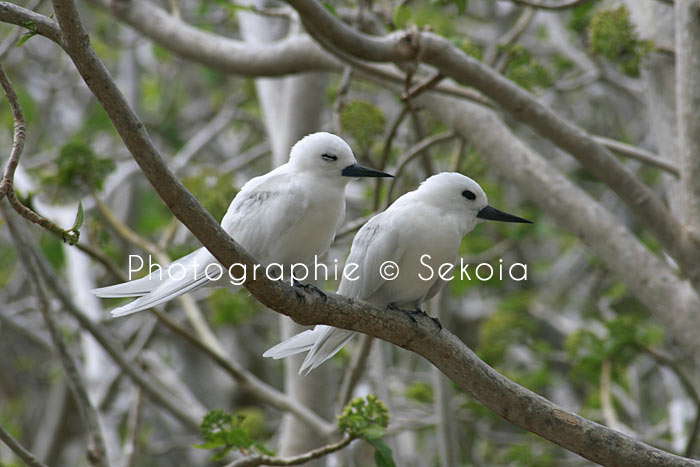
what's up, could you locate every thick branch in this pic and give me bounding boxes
[44,1,700,465]
[0,2,64,47]
[284,0,700,288]
[421,92,700,360]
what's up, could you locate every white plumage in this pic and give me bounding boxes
[264,172,532,374]
[92,132,391,317]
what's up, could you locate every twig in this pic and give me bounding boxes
[332,66,354,134]
[171,98,242,174]
[592,135,680,177]
[507,0,593,9]
[642,347,700,457]
[486,6,536,67]
[372,105,409,209]
[337,334,374,407]
[123,388,143,467]
[75,241,127,281]
[152,309,335,438]
[27,241,203,431]
[0,64,80,244]
[385,131,457,207]
[1,204,109,467]
[0,420,49,467]
[92,189,225,355]
[336,212,374,239]
[600,359,621,432]
[402,72,445,102]
[226,436,354,467]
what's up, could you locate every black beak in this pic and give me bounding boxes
[341,163,393,178]
[477,205,533,224]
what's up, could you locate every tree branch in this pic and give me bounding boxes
[284,0,700,289]
[42,1,700,464]
[0,420,49,467]
[507,0,593,10]
[152,309,335,438]
[592,135,680,177]
[1,203,109,467]
[0,64,80,244]
[226,436,354,467]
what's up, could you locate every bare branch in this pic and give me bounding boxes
[0,2,64,47]
[152,309,335,438]
[284,0,700,288]
[1,204,109,467]
[42,1,700,464]
[226,436,354,467]
[385,131,457,206]
[507,0,593,10]
[592,135,680,177]
[0,64,80,244]
[0,420,49,467]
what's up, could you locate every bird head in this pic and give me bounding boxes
[288,132,392,180]
[417,172,532,233]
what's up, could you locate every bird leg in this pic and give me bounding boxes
[292,280,327,301]
[388,304,441,330]
[388,303,417,324]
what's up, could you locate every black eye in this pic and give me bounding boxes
[321,154,338,161]
[462,190,476,200]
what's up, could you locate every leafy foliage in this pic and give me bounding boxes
[340,100,386,154]
[49,141,115,193]
[501,45,552,91]
[338,395,395,467]
[566,314,664,383]
[405,381,434,404]
[588,6,653,77]
[194,409,273,461]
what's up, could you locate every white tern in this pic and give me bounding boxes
[263,172,532,374]
[92,132,392,317]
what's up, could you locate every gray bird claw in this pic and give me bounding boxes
[293,280,327,301]
[388,303,417,324]
[388,304,441,330]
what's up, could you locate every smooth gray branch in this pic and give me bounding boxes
[284,0,700,289]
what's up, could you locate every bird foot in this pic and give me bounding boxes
[388,304,441,331]
[292,280,327,301]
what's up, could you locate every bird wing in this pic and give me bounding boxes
[337,214,407,301]
[108,247,218,317]
[220,171,308,262]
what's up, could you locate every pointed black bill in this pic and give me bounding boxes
[342,163,393,178]
[477,205,533,224]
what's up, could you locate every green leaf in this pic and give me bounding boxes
[369,438,396,467]
[393,4,412,28]
[16,32,37,48]
[452,0,467,14]
[322,1,338,17]
[71,202,84,232]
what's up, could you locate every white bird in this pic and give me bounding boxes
[92,132,392,317]
[263,172,532,374]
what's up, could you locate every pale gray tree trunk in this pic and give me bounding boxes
[675,0,700,231]
[624,0,683,218]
